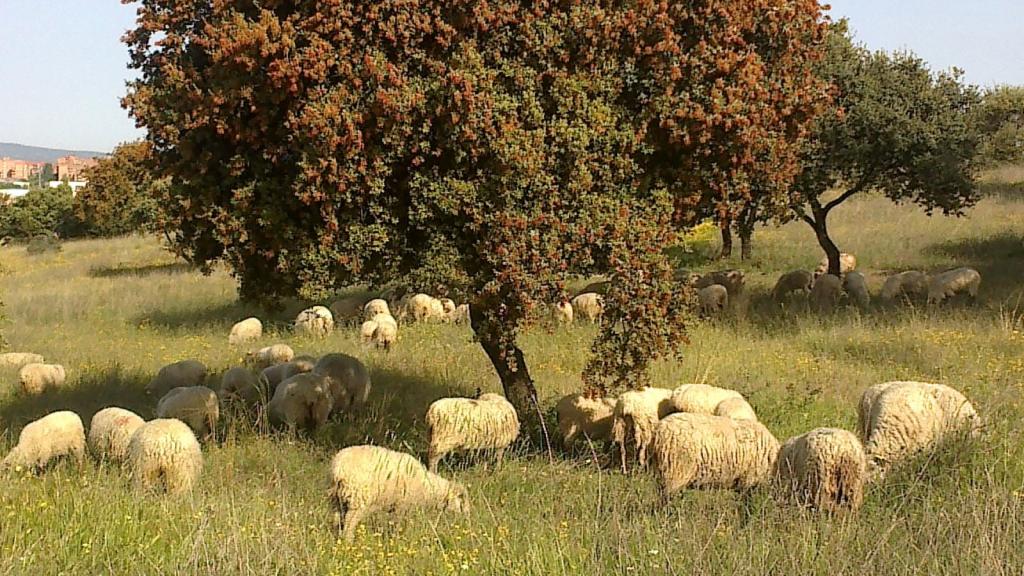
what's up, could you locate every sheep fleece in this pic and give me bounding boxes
[774,427,866,511]
[2,411,86,471]
[426,393,519,468]
[88,407,146,463]
[127,419,203,494]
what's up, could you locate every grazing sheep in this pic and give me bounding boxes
[87,407,146,463]
[360,319,379,344]
[842,271,870,309]
[814,253,857,278]
[858,381,981,478]
[126,419,203,494]
[552,301,574,325]
[295,305,334,338]
[1,411,86,472]
[426,393,520,472]
[775,428,867,512]
[156,386,220,439]
[571,292,604,323]
[713,397,759,422]
[698,284,729,317]
[246,344,294,371]
[313,353,371,414]
[610,387,677,472]
[772,270,813,302]
[18,363,66,395]
[810,274,843,312]
[147,359,208,397]
[652,413,779,499]
[695,269,745,296]
[259,358,315,395]
[927,267,981,305]
[330,296,367,326]
[363,299,391,321]
[670,384,744,416]
[0,352,44,369]
[555,393,618,448]
[228,317,263,346]
[450,303,471,325]
[408,293,445,322]
[268,373,333,432]
[440,298,457,320]
[371,317,398,351]
[328,445,469,542]
[218,366,260,406]
[879,270,929,302]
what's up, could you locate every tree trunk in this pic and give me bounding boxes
[719,220,733,259]
[739,228,753,261]
[737,202,758,261]
[810,206,841,276]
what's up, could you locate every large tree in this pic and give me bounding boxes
[791,23,982,275]
[76,141,161,236]
[124,0,827,420]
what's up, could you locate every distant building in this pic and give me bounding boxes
[54,155,99,181]
[48,180,88,196]
[0,157,44,180]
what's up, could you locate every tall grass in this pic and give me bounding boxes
[0,195,1023,574]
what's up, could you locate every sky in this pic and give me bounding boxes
[0,0,1022,153]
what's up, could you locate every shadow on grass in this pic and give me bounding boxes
[136,302,291,331]
[924,232,1024,302]
[89,262,195,278]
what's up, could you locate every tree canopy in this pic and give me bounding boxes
[976,85,1024,166]
[76,141,162,237]
[0,183,79,239]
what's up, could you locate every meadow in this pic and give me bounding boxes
[1,191,1023,575]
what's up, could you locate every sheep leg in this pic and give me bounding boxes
[494,448,506,470]
[427,448,442,474]
[342,508,366,543]
[618,441,628,474]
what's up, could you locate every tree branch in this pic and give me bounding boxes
[824,168,877,213]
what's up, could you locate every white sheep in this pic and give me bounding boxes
[814,252,857,278]
[1,411,86,472]
[842,271,870,309]
[218,366,260,406]
[450,303,471,325]
[670,383,744,416]
[879,270,929,302]
[555,393,618,448]
[810,274,843,312]
[155,386,220,439]
[927,267,981,305]
[610,387,676,473]
[371,316,398,351]
[330,296,367,325]
[328,445,469,542]
[552,300,574,325]
[694,269,745,296]
[313,353,371,414]
[408,293,445,322]
[858,381,981,478]
[774,427,867,511]
[697,284,729,317]
[651,413,779,499]
[425,393,520,472]
[771,270,813,301]
[360,319,379,344]
[295,305,334,337]
[440,298,457,321]
[363,299,391,321]
[146,359,208,397]
[18,363,66,395]
[268,373,333,432]
[126,419,203,494]
[246,344,295,371]
[87,407,146,463]
[228,317,263,346]
[713,397,759,421]
[0,352,44,369]
[571,292,604,323]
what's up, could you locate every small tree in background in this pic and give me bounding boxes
[0,183,81,239]
[76,141,161,236]
[976,86,1024,166]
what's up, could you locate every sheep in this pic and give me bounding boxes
[713,397,759,422]
[555,393,618,448]
[360,319,379,343]
[857,381,981,478]
[697,284,729,317]
[610,387,676,473]
[1,411,86,472]
[879,270,929,303]
[87,407,146,463]
[245,344,294,371]
[228,317,262,346]
[371,316,398,351]
[328,445,469,542]
[842,271,870,309]
[18,363,66,395]
[552,300,574,325]
[774,427,867,512]
[651,413,779,500]
[810,274,843,312]
[814,252,857,278]
[363,298,391,321]
[571,292,604,323]
[295,305,334,337]
[126,419,203,494]
[670,383,744,416]
[408,293,445,322]
[313,353,371,414]
[330,296,367,326]
[695,269,745,296]
[440,298,457,321]
[450,303,471,325]
[259,356,318,395]
[772,270,813,302]
[218,366,260,406]
[425,393,520,472]
[147,359,208,397]
[927,267,981,305]
[0,352,44,369]
[268,373,333,432]
[155,386,220,439]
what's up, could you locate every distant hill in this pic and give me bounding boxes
[0,142,108,163]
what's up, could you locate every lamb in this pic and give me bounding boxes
[810,274,843,312]
[245,344,294,371]
[552,300,574,325]
[879,270,929,302]
[313,353,371,414]
[425,393,520,472]
[695,269,745,296]
[18,363,67,395]
[858,381,981,478]
[555,393,618,448]
[772,270,813,302]
[228,317,262,346]
[126,419,203,494]
[1,411,86,472]
[571,292,604,323]
[927,267,981,305]
[774,427,867,512]
[408,294,445,322]
[670,383,744,416]
[328,445,469,542]
[146,359,208,397]
[814,253,857,278]
[268,373,334,432]
[0,352,44,369]
[610,387,677,472]
[713,397,759,421]
[842,271,870,309]
[371,316,398,351]
[651,413,779,499]
[87,407,146,463]
[363,298,391,321]
[330,296,367,326]
[295,305,334,337]
[218,366,260,406]
[155,386,220,439]
[697,284,729,317]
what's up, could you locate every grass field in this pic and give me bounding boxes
[1,192,1023,574]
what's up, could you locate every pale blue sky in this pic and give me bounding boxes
[1,0,1021,152]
